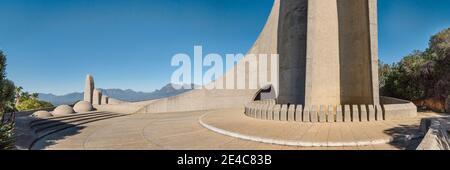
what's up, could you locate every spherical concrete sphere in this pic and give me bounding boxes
[52,105,75,116]
[32,111,53,118]
[73,101,93,113]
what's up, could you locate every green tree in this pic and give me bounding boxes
[380,28,450,107]
[0,50,16,150]
[0,50,15,114]
[12,86,52,111]
[428,28,450,99]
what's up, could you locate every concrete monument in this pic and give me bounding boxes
[93,89,102,105]
[84,74,95,104]
[32,111,52,118]
[52,105,74,116]
[101,96,109,105]
[277,0,379,106]
[73,101,94,113]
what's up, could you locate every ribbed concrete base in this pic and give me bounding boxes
[200,109,426,147]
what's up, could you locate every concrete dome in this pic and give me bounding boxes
[32,111,53,118]
[52,105,75,116]
[73,101,93,113]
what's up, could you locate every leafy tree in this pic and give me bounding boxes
[380,28,450,108]
[1,80,16,113]
[12,86,52,111]
[0,50,16,150]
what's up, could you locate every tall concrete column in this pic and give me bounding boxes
[277,0,379,106]
[93,89,102,105]
[338,0,376,105]
[277,0,308,105]
[368,0,380,105]
[84,74,95,104]
[305,0,341,106]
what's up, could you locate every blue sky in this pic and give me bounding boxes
[1,0,450,95]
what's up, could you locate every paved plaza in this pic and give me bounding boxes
[30,109,443,150]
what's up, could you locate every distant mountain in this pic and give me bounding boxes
[38,84,197,106]
[38,92,84,106]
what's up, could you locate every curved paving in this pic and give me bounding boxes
[200,109,425,147]
[31,109,440,150]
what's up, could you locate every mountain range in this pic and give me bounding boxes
[38,84,197,106]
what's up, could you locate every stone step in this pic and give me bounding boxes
[33,113,124,134]
[30,112,120,128]
[30,112,111,125]
[34,114,125,139]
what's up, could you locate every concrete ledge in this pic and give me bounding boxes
[381,96,418,120]
[244,97,418,123]
[417,118,450,150]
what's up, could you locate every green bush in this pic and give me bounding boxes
[16,98,53,111]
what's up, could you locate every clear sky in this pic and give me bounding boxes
[1,0,450,95]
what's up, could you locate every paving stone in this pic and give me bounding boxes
[375,105,384,121]
[310,105,318,123]
[267,105,275,120]
[368,105,376,121]
[280,105,288,121]
[288,105,296,122]
[261,105,268,120]
[295,105,303,122]
[352,105,360,122]
[319,105,327,123]
[303,107,310,122]
[273,105,281,121]
[360,105,368,122]
[327,105,335,123]
[344,105,351,122]
[251,104,257,118]
[336,105,343,122]
[256,104,262,119]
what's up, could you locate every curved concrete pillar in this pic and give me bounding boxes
[102,95,109,105]
[93,89,102,105]
[84,74,95,104]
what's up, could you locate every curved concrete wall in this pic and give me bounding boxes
[245,96,417,123]
[135,0,281,114]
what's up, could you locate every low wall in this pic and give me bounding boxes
[244,97,417,123]
[245,100,384,123]
[94,100,156,114]
[134,89,257,114]
[380,96,418,120]
[417,118,450,150]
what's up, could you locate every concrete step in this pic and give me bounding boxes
[30,112,121,128]
[30,112,116,127]
[34,114,125,140]
[33,113,124,134]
